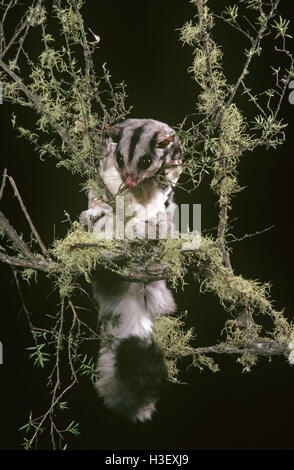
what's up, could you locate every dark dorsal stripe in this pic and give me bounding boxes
[128,125,145,163]
[149,131,160,153]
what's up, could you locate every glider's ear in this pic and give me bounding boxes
[105,125,121,143]
[156,135,174,148]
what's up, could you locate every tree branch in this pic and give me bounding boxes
[0,251,55,273]
[225,0,280,109]
[188,339,287,358]
[0,210,36,261]
[0,57,83,168]
[8,174,48,257]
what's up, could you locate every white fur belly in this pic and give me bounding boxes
[97,282,153,339]
[144,280,176,317]
[97,279,176,339]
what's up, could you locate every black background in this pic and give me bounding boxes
[1,0,294,450]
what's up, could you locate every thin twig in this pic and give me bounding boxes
[0,251,55,272]
[68,300,78,381]
[8,175,48,257]
[225,0,280,109]
[0,57,84,169]
[26,377,78,450]
[217,204,234,273]
[0,168,7,201]
[0,210,36,261]
[227,225,275,244]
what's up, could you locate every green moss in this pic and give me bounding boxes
[0,0,130,188]
[192,353,220,373]
[80,179,106,202]
[270,310,294,345]
[53,1,84,37]
[21,268,37,284]
[158,237,186,290]
[237,351,258,373]
[52,221,121,297]
[152,313,195,382]
[196,236,273,316]
[27,4,47,26]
